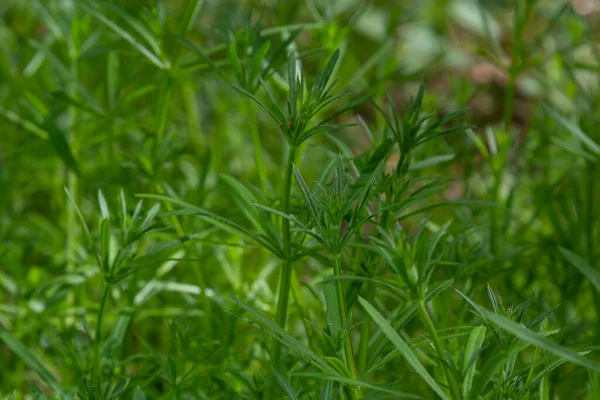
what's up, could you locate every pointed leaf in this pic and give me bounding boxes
[546,106,600,155]
[559,247,600,294]
[479,307,600,373]
[0,331,68,398]
[358,297,449,400]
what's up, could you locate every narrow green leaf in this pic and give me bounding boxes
[140,203,160,232]
[315,49,340,91]
[559,247,600,294]
[178,36,231,83]
[0,107,48,139]
[409,154,455,171]
[232,297,339,375]
[462,326,486,398]
[293,373,422,398]
[293,165,325,234]
[249,41,270,87]
[44,120,79,174]
[479,308,600,373]
[133,387,146,400]
[98,189,110,220]
[93,1,164,60]
[546,106,600,155]
[358,297,449,400]
[64,188,94,246]
[220,175,280,241]
[101,218,111,273]
[345,160,385,243]
[318,94,375,126]
[467,345,527,400]
[324,282,342,335]
[520,356,569,396]
[590,371,600,400]
[424,278,454,303]
[79,1,164,69]
[103,309,133,359]
[253,203,324,244]
[0,331,68,398]
[273,370,300,400]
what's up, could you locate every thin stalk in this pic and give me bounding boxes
[65,46,79,272]
[268,145,296,392]
[358,283,373,374]
[503,72,516,138]
[586,161,600,330]
[418,302,461,400]
[333,254,361,400]
[490,169,501,256]
[504,0,525,136]
[586,161,596,262]
[94,285,111,383]
[247,99,268,193]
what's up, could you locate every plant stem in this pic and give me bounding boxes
[66,45,79,272]
[358,283,373,374]
[94,284,111,383]
[333,254,361,400]
[247,99,268,193]
[490,169,501,257]
[418,302,461,400]
[268,145,297,390]
[586,161,600,331]
[586,161,596,262]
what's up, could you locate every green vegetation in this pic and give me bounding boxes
[1,0,599,398]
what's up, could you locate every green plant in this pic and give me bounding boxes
[1,0,600,399]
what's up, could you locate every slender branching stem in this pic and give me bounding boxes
[268,145,297,393]
[66,46,79,272]
[358,283,373,374]
[333,254,361,400]
[94,284,111,383]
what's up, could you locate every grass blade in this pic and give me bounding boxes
[545,106,600,155]
[232,297,339,376]
[273,370,300,400]
[462,326,486,398]
[478,308,600,373]
[293,373,423,398]
[559,247,600,294]
[358,297,449,400]
[0,331,68,398]
[79,0,164,69]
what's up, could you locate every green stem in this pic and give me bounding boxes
[358,283,373,374]
[490,169,501,257]
[503,72,516,138]
[268,145,297,392]
[586,161,596,262]
[418,302,461,400]
[94,285,111,383]
[247,99,268,193]
[333,255,361,400]
[66,48,79,272]
[586,161,600,332]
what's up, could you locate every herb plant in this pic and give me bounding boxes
[1,0,599,399]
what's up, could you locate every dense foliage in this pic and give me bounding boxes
[1,0,600,398]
